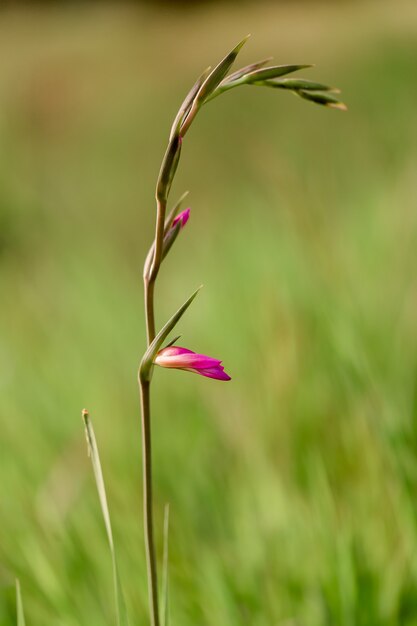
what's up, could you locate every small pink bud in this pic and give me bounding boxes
[172,208,190,230]
[155,346,231,381]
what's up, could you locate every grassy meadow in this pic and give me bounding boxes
[1,1,417,624]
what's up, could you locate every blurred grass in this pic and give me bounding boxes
[1,1,417,624]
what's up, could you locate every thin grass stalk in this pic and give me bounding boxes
[15,580,26,626]
[82,409,129,626]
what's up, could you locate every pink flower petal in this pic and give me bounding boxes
[158,346,194,357]
[155,345,231,381]
[192,366,232,381]
[156,353,221,369]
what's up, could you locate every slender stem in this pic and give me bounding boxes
[139,379,160,626]
[144,278,156,345]
[140,195,167,626]
[140,110,179,626]
[144,196,166,345]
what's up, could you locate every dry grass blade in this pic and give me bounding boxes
[160,504,170,626]
[15,580,26,626]
[82,409,130,626]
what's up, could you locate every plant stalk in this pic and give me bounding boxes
[140,190,169,626]
[144,278,156,345]
[139,378,160,626]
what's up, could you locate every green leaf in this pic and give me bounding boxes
[263,78,340,92]
[15,580,26,626]
[296,89,347,110]
[140,285,202,381]
[205,57,274,103]
[198,34,250,102]
[205,63,315,103]
[82,410,130,626]
[180,35,250,135]
[244,64,312,82]
[221,57,273,85]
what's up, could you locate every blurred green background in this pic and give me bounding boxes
[1,1,417,624]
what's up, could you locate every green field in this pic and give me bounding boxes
[1,2,417,624]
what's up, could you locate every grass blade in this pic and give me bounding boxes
[220,57,273,85]
[160,503,170,626]
[244,64,313,82]
[206,63,313,103]
[82,409,130,626]
[15,580,26,626]
[263,78,340,92]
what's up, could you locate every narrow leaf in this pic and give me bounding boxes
[160,503,170,626]
[169,68,211,141]
[296,89,347,110]
[15,580,26,626]
[245,64,312,83]
[205,57,274,103]
[140,285,202,380]
[161,220,182,261]
[197,35,250,102]
[82,409,130,626]
[205,63,315,103]
[263,78,340,92]
[220,57,273,84]
[181,35,250,135]
[164,335,181,348]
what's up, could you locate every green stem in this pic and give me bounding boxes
[139,379,160,626]
[140,194,167,626]
[144,278,156,346]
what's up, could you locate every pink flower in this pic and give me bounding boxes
[155,346,231,381]
[171,208,190,230]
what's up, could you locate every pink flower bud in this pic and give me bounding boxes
[171,208,190,230]
[155,346,231,381]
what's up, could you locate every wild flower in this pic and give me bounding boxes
[83,36,345,626]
